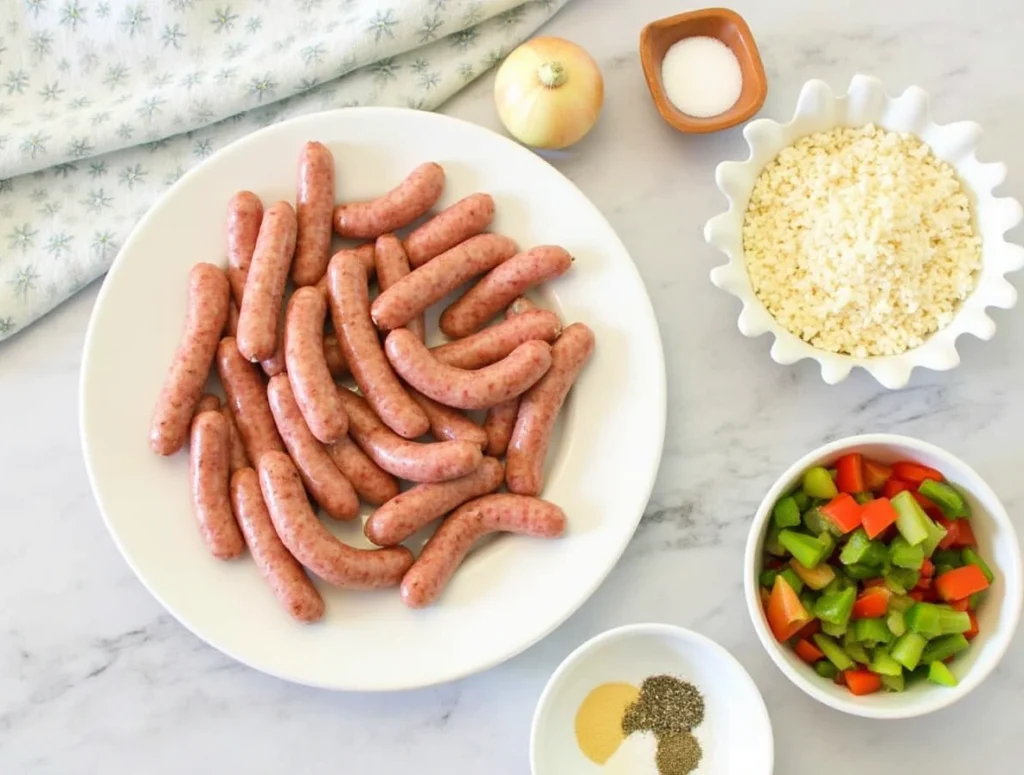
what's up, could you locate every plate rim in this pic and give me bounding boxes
[79,107,667,691]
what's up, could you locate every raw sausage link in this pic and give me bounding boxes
[293,141,336,287]
[400,494,566,607]
[507,323,595,495]
[221,404,250,473]
[332,162,445,239]
[323,332,349,378]
[439,246,573,338]
[385,328,552,410]
[337,389,482,483]
[231,468,324,623]
[225,300,239,337]
[189,410,244,559]
[260,335,286,377]
[374,234,425,342]
[365,457,504,546]
[216,337,285,466]
[370,233,518,331]
[482,297,539,456]
[326,251,429,439]
[314,244,375,297]
[226,191,263,307]
[150,263,231,455]
[193,393,221,417]
[237,201,297,362]
[267,375,359,521]
[326,436,400,506]
[259,451,414,589]
[409,389,488,447]
[284,286,347,443]
[429,309,562,370]
[405,193,495,268]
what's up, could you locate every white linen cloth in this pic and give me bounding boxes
[0,0,569,341]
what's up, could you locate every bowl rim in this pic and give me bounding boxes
[529,621,774,772]
[744,433,1024,719]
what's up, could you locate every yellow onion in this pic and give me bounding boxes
[494,36,604,150]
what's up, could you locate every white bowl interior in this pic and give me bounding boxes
[531,625,773,774]
[745,435,1023,718]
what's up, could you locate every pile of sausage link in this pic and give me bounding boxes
[149,143,594,623]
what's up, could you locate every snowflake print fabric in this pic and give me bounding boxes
[0,0,570,341]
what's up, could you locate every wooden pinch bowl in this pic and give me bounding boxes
[640,8,767,134]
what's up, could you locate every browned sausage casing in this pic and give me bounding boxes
[190,410,244,559]
[231,468,324,623]
[266,375,359,521]
[237,201,297,362]
[226,191,263,306]
[150,263,231,455]
[429,309,562,370]
[374,234,425,342]
[326,436,400,506]
[385,328,552,410]
[332,162,445,239]
[221,404,251,473]
[405,192,495,268]
[506,323,595,495]
[259,451,414,589]
[370,233,518,331]
[365,457,504,547]
[326,251,429,440]
[409,389,488,447]
[293,141,336,287]
[284,286,347,443]
[439,246,573,338]
[216,336,285,466]
[337,389,483,483]
[400,494,566,607]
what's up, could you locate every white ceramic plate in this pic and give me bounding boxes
[531,624,774,774]
[80,108,666,691]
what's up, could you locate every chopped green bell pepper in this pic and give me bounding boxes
[813,633,854,670]
[883,567,920,595]
[920,517,948,559]
[921,634,969,664]
[773,496,802,529]
[799,588,819,614]
[759,568,779,588]
[968,591,986,610]
[918,479,968,519]
[961,548,994,583]
[790,559,836,591]
[842,633,871,665]
[820,620,847,638]
[889,536,925,570]
[887,609,907,638]
[852,617,893,646]
[881,672,905,692]
[928,660,958,687]
[792,490,811,512]
[932,549,964,569]
[814,660,838,679]
[813,586,856,627]
[779,567,804,595]
[779,530,829,569]
[890,632,927,671]
[840,529,875,565]
[906,603,970,638]
[870,650,903,677]
[853,492,875,505]
[803,466,838,500]
[891,490,933,546]
[844,563,880,581]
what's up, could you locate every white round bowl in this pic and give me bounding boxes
[531,623,773,774]
[745,434,1023,718]
[705,73,1024,389]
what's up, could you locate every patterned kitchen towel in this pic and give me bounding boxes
[0,0,570,342]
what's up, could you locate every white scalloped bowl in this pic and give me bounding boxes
[705,74,1024,388]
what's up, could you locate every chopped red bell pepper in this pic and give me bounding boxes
[860,497,899,539]
[862,459,892,492]
[925,506,945,522]
[935,565,990,602]
[965,612,980,640]
[936,517,961,549]
[949,598,970,612]
[834,670,846,686]
[794,638,826,664]
[863,577,887,589]
[914,575,933,591]
[882,478,912,500]
[766,557,785,570]
[912,490,938,511]
[820,493,863,534]
[909,589,925,602]
[835,453,865,494]
[951,520,977,548]
[851,586,891,620]
[920,558,935,578]
[892,461,944,485]
[767,575,812,641]
[844,669,882,695]
[794,618,821,640]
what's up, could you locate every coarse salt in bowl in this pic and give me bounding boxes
[745,434,1023,719]
[705,74,1024,389]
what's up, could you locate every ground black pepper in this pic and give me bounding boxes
[621,675,706,736]
[656,731,703,775]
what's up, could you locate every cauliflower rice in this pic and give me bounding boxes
[742,123,981,358]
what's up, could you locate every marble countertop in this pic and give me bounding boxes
[3,0,1023,772]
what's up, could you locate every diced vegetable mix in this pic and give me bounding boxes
[760,454,994,696]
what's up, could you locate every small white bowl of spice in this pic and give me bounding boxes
[705,74,1024,388]
[530,623,773,774]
